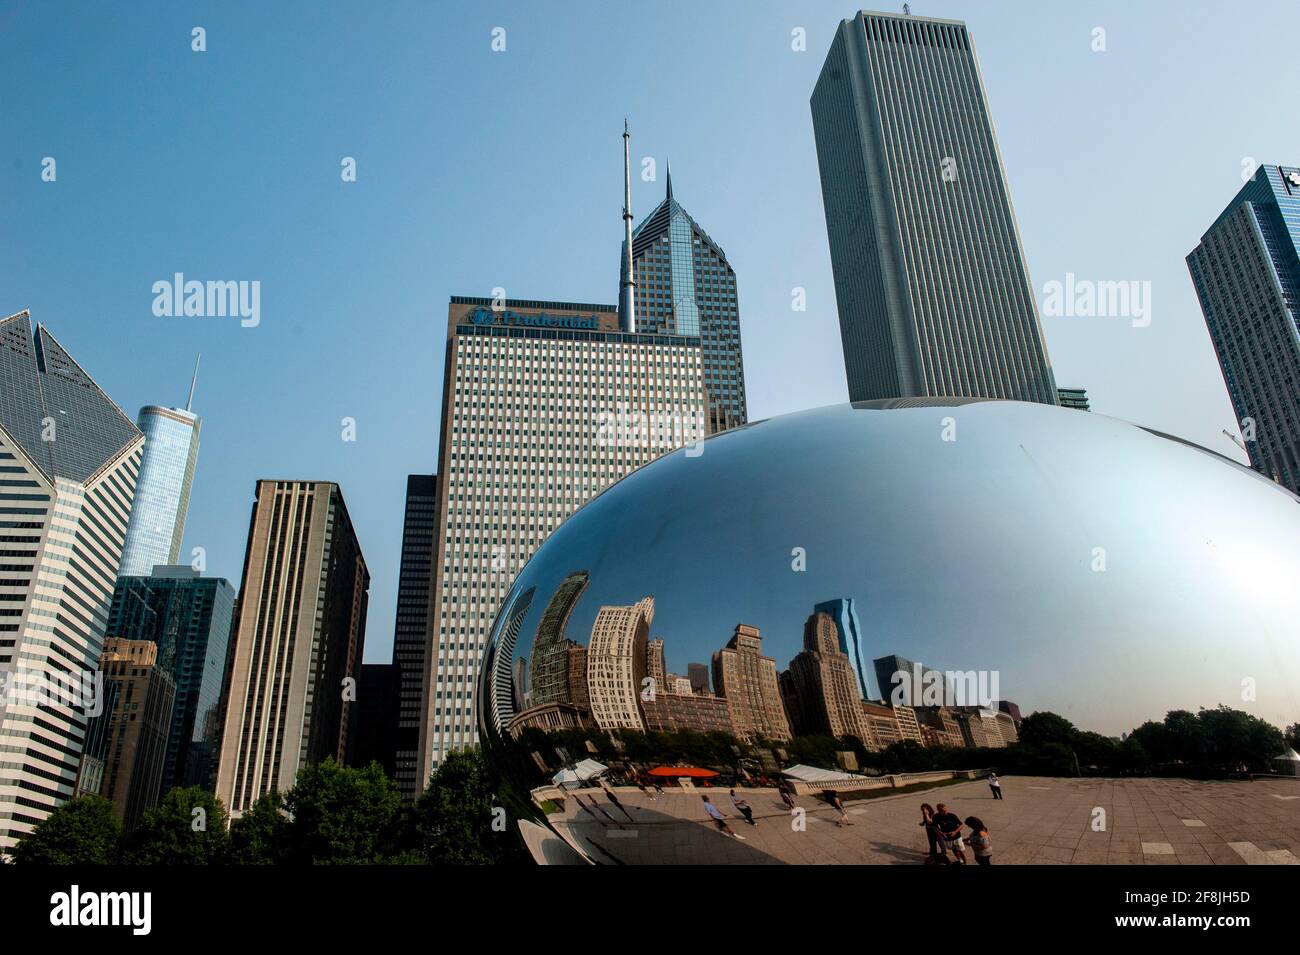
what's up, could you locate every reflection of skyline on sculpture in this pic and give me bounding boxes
[481,401,1300,737]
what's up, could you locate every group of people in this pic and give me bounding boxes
[920,802,994,865]
[702,790,759,839]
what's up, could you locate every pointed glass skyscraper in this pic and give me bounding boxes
[630,167,748,432]
[0,310,144,849]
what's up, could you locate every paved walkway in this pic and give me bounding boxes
[547,776,1300,865]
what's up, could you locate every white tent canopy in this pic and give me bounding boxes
[1273,749,1300,776]
[551,758,609,788]
[781,763,864,783]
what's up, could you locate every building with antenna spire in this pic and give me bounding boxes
[629,157,748,433]
[415,123,709,779]
[118,356,202,575]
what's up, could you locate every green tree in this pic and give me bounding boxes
[1017,711,1078,747]
[1198,705,1284,771]
[1163,709,1206,763]
[281,759,404,864]
[229,790,290,864]
[9,795,121,865]
[412,748,528,865]
[1128,720,1172,764]
[120,787,231,864]
[1285,723,1300,752]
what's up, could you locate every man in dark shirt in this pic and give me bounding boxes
[933,803,968,864]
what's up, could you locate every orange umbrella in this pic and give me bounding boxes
[647,766,719,778]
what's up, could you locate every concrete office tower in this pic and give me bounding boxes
[107,567,235,791]
[1187,164,1300,493]
[390,474,437,800]
[527,571,590,708]
[215,481,369,815]
[118,358,201,576]
[0,311,145,851]
[586,597,654,732]
[811,12,1058,405]
[418,297,704,778]
[92,638,176,827]
[784,611,874,744]
[712,624,792,742]
[813,597,875,700]
[632,167,748,432]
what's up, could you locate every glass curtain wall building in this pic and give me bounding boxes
[106,567,236,791]
[631,171,748,433]
[810,11,1058,405]
[119,404,200,576]
[1187,163,1300,494]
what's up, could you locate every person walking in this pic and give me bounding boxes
[966,817,994,865]
[778,781,797,811]
[702,795,745,840]
[825,789,852,826]
[933,803,967,864]
[988,772,1003,800]
[919,802,948,865]
[730,788,757,826]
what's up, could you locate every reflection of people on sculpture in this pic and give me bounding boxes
[702,795,746,840]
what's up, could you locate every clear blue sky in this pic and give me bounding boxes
[3,1,1297,663]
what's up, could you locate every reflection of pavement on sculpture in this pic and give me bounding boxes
[541,777,1300,865]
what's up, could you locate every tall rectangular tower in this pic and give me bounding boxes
[391,473,437,799]
[214,480,369,815]
[417,298,705,780]
[118,402,200,576]
[0,311,144,851]
[811,11,1058,404]
[1187,164,1300,493]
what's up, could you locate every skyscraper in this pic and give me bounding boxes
[784,611,874,744]
[811,11,1058,405]
[586,597,653,732]
[118,358,201,576]
[631,167,748,432]
[813,597,875,700]
[106,567,236,790]
[527,571,590,708]
[418,297,704,778]
[0,310,145,851]
[712,624,792,742]
[90,638,176,828]
[391,474,438,799]
[214,480,369,815]
[1187,163,1300,493]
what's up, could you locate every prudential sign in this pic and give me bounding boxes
[468,306,600,330]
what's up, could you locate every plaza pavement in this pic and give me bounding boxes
[548,776,1300,865]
